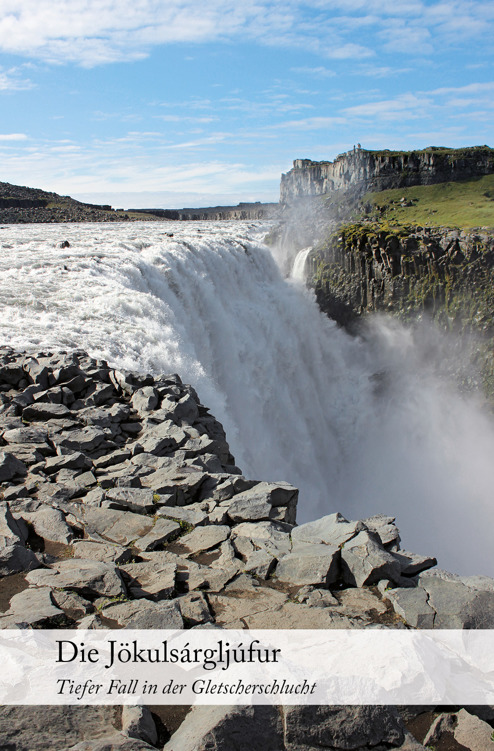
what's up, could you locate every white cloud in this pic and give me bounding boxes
[0,133,28,140]
[0,0,490,67]
[291,66,336,78]
[343,93,432,119]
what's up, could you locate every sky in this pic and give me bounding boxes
[0,0,492,209]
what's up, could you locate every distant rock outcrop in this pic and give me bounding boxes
[280,146,494,205]
[129,202,279,221]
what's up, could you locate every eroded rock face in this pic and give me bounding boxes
[0,348,491,750]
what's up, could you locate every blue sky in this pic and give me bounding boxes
[0,0,492,208]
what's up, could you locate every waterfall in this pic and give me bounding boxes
[291,247,313,282]
[1,220,494,576]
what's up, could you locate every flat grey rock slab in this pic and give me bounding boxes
[394,550,437,576]
[454,708,494,750]
[0,543,41,576]
[44,451,91,474]
[341,530,402,587]
[138,421,187,456]
[157,504,208,526]
[385,586,436,628]
[22,402,72,421]
[209,585,288,626]
[21,505,74,544]
[176,524,230,556]
[336,588,388,618]
[226,495,273,522]
[179,591,212,626]
[132,518,181,552]
[26,558,125,597]
[291,512,361,547]
[0,587,64,627]
[82,507,155,545]
[131,386,159,415]
[72,540,134,565]
[0,451,27,481]
[243,549,277,579]
[54,426,107,453]
[0,504,27,545]
[362,513,401,548]
[104,487,156,514]
[0,706,121,751]
[120,560,176,599]
[230,480,298,507]
[163,705,283,751]
[231,520,292,558]
[3,426,50,445]
[68,733,158,750]
[283,705,405,750]
[276,543,340,586]
[102,598,183,628]
[418,575,494,628]
[121,705,157,746]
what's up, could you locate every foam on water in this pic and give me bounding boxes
[1,220,493,575]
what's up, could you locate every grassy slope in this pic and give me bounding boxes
[363,174,494,229]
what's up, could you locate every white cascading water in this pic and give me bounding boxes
[1,220,494,576]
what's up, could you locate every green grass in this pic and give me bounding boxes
[364,175,494,229]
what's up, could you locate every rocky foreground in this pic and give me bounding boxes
[1,348,494,749]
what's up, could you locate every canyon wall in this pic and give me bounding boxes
[280,146,494,205]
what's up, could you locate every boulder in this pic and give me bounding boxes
[340,530,402,587]
[102,598,183,628]
[26,559,125,597]
[276,543,340,586]
[163,705,284,751]
[291,512,360,547]
[0,451,27,481]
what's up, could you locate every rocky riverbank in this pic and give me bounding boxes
[1,348,494,749]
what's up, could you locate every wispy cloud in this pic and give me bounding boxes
[343,93,433,119]
[0,65,33,90]
[0,133,28,140]
[0,1,491,67]
[291,66,335,78]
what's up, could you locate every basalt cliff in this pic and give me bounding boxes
[280,145,494,205]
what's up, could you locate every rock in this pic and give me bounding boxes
[72,540,133,565]
[0,587,65,627]
[52,590,93,618]
[26,559,125,597]
[81,507,155,546]
[337,588,388,618]
[3,425,50,445]
[243,549,277,579]
[231,521,292,558]
[393,550,437,577]
[102,598,183,628]
[282,705,405,750]
[132,518,181,552]
[385,586,436,628]
[44,451,92,474]
[291,512,360,547]
[340,530,402,587]
[209,584,288,626]
[121,706,158,746]
[131,387,159,415]
[22,402,72,421]
[0,543,41,576]
[0,503,28,545]
[158,505,208,527]
[0,451,27,481]
[179,591,212,625]
[163,705,284,751]
[454,708,494,750]
[104,487,156,514]
[176,525,230,556]
[418,575,494,628]
[93,449,131,469]
[141,465,205,503]
[0,707,122,751]
[276,544,340,587]
[21,505,74,544]
[297,588,338,607]
[121,560,176,599]
[226,495,272,523]
[137,421,187,456]
[362,514,401,549]
[423,713,455,745]
[68,735,157,750]
[54,426,107,453]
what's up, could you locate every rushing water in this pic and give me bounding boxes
[1,220,493,576]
